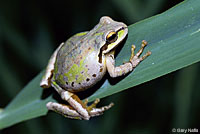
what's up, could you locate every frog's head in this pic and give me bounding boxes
[96,16,128,54]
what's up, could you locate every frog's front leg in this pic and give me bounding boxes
[40,42,65,88]
[106,40,151,77]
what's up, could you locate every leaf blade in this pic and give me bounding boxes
[0,72,51,129]
[1,0,200,129]
[88,0,200,100]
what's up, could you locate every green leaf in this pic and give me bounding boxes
[0,72,52,129]
[88,0,200,100]
[1,0,200,129]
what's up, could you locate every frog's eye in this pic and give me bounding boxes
[106,31,118,43]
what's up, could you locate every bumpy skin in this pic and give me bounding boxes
[53,17,127,92]
[54,32,106,92]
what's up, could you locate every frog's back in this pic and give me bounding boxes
[53,32,106,92]
[58,32,89,67]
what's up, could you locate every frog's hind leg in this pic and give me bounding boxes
[49,82,113,120]
[46,102,82,120]
[49,81,90,120]
[66,94,113,120]
[46,90,90,120]
[47,93,113,120]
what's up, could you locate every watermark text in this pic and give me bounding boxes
[172,128,198,133]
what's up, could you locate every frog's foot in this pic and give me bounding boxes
[89,102,114,117]
[129,40,151,67]
[67,95,114,120]
[49,91,114,120]
[84,98,114,117]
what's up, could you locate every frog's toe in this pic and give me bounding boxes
[83,98,114,118]
[89,102,114,117]
[129,40,151,67]
[86,98,100,111]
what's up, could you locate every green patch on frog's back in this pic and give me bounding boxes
[64,56,89,84]
[94,32,104,36]
[57,74,66,85]
[75,32,88,37]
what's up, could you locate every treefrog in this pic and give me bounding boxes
[40,16,151,120]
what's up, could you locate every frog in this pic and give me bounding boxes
[40,16,151,120]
